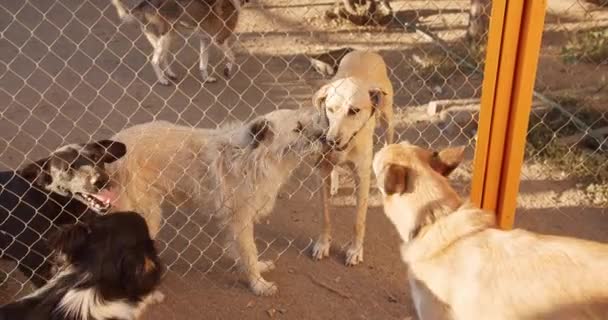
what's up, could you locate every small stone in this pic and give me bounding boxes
[267,308,277,318]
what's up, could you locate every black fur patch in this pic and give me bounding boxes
[249,119,272,149]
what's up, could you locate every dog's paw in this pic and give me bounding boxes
[312,237,331,260]
[148,290,165,304]
[157,76,171,86]
[345,244,364,266]
[223,63,235,78]
[258,260,276,273]
[250,278,278,296]
[164,69,178,80]
[200,70,217,83]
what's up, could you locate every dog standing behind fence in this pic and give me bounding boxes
[311,50,394,266]
[111,0,248,85]
[106,108,327,296]
[373,142,608,320]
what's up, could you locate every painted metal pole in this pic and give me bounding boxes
[471,0,548,229]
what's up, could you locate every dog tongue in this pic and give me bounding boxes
[93,189,119,205]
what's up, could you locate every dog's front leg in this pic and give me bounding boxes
[199,36,217,83]
[145,32,171,86]
[312,162,333,260]
[158,33,177,80]
[228,217,277,296]
[346,155,371,266]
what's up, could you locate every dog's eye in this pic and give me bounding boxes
[293,121,303,133]
[348,107,360,116]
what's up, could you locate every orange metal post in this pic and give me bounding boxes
[471,0,548,229]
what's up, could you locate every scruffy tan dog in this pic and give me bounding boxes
[373,141,608,320]
[311,50,394,266]
[106,108,326,296]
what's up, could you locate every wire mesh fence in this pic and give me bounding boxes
[0,0,606,318]
[516,0,608,246]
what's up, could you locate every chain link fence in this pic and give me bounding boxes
[515,0,608,247]
[0,0,605,318]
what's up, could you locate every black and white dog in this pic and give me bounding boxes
[0,140,126,286]
[0,212,164,320]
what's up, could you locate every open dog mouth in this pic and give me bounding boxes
[75,189,116,211]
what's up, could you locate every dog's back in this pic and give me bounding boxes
[412,214,608,320]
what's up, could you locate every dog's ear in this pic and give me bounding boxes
[19,159,52,187]
[369,88,387,109]
[312,84,330,110]
[119,252,161,296]
[88,140,127,163]
[382,164,409,195]
[430,146,466,177]
[49,223,91,258]
[248,118,273,149]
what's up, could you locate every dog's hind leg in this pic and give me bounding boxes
[199,35,217,83]
[145,32,171,86]
[312,162,333,260]
[227,215,278,296]
[345,154,371,266]
[219,37,236,79]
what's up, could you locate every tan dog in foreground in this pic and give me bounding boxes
[373,142,608,320]
[311,50,394,266]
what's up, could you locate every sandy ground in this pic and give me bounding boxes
[1,0,607,319]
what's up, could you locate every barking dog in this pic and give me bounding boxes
[311,50,394,266]
[0,140,126,287]
[106,108,327,296]
[111,0,248,85]
[373,142,608,320]
[0,212,164,320]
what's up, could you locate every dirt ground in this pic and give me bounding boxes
[1,0,607,319]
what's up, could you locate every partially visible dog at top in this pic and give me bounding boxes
[105,107,327,296]
[311,50,394,266]
[0,212,165,320]
[373,141,608,320]
[111,0,250,85]
[0,140,126,287]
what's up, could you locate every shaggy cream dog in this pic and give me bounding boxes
[373,141,608,320]
[106,108,326,296]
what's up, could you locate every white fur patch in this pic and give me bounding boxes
[58,287,136,320]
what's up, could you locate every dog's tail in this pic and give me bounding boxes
[111,0,138,23]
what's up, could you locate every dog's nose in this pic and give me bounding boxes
[325,138,341,148]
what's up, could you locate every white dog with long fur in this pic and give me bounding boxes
[106,108,326,296]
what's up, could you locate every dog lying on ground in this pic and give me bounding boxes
[311,50,394,266]
[0,140,126,287]
[372,141,608,320]
[111,0,248,85]
[0,212,164,320]
[106,108,327,296]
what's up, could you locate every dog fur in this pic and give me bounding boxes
[111,0,248,85]
[0,212,164,320]
[0,140,126,287]
[311,50,394,266]
[106,108,327,296]
[373,141,608,320]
